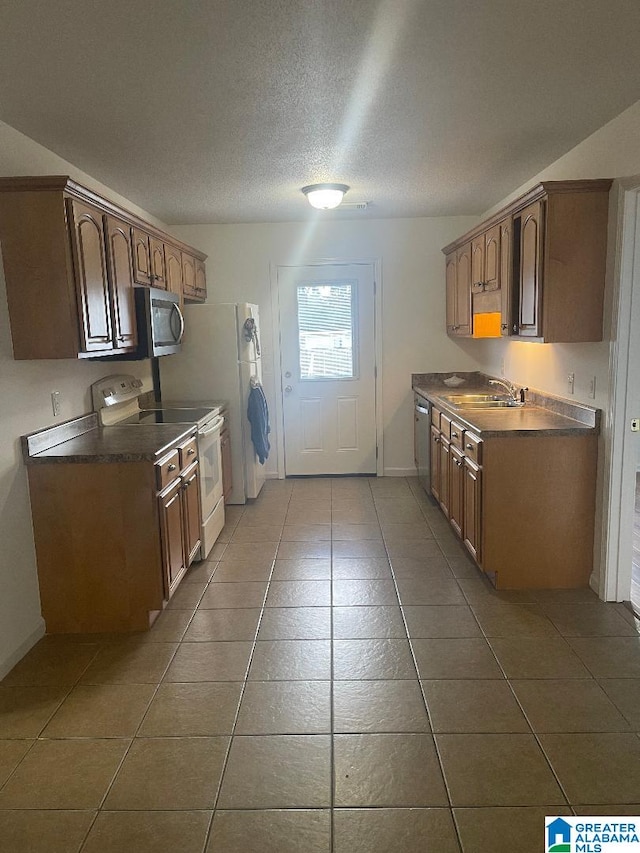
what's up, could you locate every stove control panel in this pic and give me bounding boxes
[91,374,144,413]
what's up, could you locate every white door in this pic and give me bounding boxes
[278,263,377,475]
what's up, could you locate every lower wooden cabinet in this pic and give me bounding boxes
[462,457,481,563]
[157,454,201,600]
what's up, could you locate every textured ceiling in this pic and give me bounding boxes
[0,0,639,224]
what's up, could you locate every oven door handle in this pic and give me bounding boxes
[415,404,430,416]
[198,415,225,436]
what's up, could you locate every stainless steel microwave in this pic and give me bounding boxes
[110,286,185,360]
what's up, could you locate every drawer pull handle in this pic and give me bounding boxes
[451,431,458,438]
[167,464,177,472]
[466,443,473,450]
[187,448,195,455]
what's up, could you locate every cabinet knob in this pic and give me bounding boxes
[168,464,177,472]
[466,443,473,450]
[451,431,458,438]
[187,448,195,455]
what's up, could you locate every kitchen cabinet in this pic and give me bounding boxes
[443,179,612,343]
[181,253,207,303]
[446,245,472,337]
[463,458,481,562]
[164,243,184,303]
[0,176,208,359]
[449,445,464,537]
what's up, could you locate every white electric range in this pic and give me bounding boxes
[91,374,225,559]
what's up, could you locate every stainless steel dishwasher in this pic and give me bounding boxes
[414,393,432,494]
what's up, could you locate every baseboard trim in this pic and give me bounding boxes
[0,619,46,681]
[383,467,418,477]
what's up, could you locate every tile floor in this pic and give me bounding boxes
[1,476,640,852]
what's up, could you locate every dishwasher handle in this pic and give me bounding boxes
[415,404,430,416]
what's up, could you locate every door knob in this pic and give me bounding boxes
[284,385,293,393]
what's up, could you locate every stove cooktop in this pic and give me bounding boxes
[121,407,219,426]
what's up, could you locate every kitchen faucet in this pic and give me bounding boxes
[488,378,527,403]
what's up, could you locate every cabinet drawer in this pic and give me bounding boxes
[463,431,482,465]
[156,449,180,490]
[178,436,198,470]
[431,407,441,430]
[440,413,452,439]
[449,420,464,450]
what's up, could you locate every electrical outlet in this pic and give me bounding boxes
[51,391,61,417]
[588,376,596,399]
[567,373,575,395]
[631,418,639,432]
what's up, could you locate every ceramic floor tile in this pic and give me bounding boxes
[436,733,565,806]
[387,541,450,561]
[412,638,504,679]
[331,558,392,580]
[281,524,331,541]
[207,809,331,853]
[82,811,212,853]
[333,808,459,853]
[332,541,388,559]
[105,736,228,810]
[183,608,261,642]
[445,554,479,579]
[257,607,332,640]
[235,680,331,734]
[0,809,96,853]
[539,732,640,804]
[330,503,378,524]
[210,561,273,583]
[0,686,66,738]
[230,524,283,543]
[457,578,537,605]
[373,500,426,524]
[403,605,482,638]
[332,579,398,606]
[395,577,466,606]
[471,603,559,637]
[42,683,155,737]
[389,555,452,578]
[164,642,252,682]
[332,523,382,541]
[598,679,640,728]
[334,733,447,807]
[285,506,332,525]
[138,682,243,736]
[0,739,129,809]
[165,581,208,610]
[249,640,331,680]
[236,510,287,527]
[332,606,407,639]
[0,740,33,788]
[79,642,178,684]
[1,641,99,687]
[144,609,193,642]
[567,636,640,677]
[181,560,218,583]
[207,543,227,561]
[423,680,529,733]
[511,679,631,732]
[489,637,591,679]
[530,588,600,605]
[199,582,268,609]
[265,580,331,607]
[453,806,572,853]
[333,639,416,680]
[540,604,639,636]
[380,522,435,542]
[218,542,278,564]
[217,735,331,808]
[333,680,430,732]
[276,541,332,560]
[271,558,332,580]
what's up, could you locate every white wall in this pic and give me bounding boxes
[169,216,478,477]
[473,99,640,405]
[0,121,154,676]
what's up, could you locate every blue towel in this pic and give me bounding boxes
[247,384,270,464]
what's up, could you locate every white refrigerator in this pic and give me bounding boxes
[160,303,266,504]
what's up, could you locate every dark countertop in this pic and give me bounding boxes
[412,372,599,438]
[23,416,196,464]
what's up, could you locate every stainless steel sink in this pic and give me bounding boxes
[445,394,525,409]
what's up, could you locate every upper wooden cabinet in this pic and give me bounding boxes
[446,244,472,337]
[0,176,207,359]
[443,179,612,343]
[182,253,207,303]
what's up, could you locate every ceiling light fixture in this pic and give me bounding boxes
[302,183,350,210]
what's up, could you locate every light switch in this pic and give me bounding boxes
[632,418,640,432]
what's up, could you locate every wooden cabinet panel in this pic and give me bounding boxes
[499,217,513,336]
[221,426,233,503]
[518,200,544,337]
[149,237,167,290]
[182,252,197,298]
[195,259,207,301]
[66,199,113,352]
[454,243,472,336]
[471,236,485,294]
[445,252,457,333]
[132,227,152,286]
[430,425,441,503]
[165,243,183,302]
[463,458,481,563]
[182,461,202,565]
[484,224,500,292]
[449,446,464,538]
[438,437,450,517]
[159,479,186,597]
[104,214,137,350]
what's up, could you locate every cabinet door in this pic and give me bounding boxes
[165,244,183,303]
[132,227,152,286]
[66,199,113,353]
[220,427,233,502]
[150,237,167,290]
[181,461,202,566]
[518,200,544,337]
[471,235,485,293]
[499,217,513,336]
[159,479,186,598]
[445,252,457,334]
[104,215,137,350]
[463,458,482,563]
[449,446,464,538]
[195,259,207,301]
[430,425,441,503]
[182,252,197,298]
[438,437,450,517]
[484,224,500,292]
[455,243,472,336]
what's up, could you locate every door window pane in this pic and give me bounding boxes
[297,282,355,379]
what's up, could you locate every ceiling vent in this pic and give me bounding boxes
[340,202,370,210]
